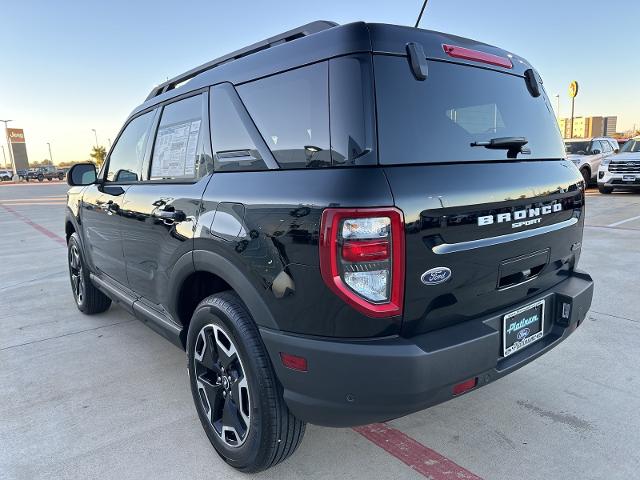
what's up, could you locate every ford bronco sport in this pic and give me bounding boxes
[65,21,594,472]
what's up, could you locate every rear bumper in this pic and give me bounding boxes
[261,269,593,427]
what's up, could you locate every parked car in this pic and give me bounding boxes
[0,170,12,181]
[16,169,27,180]
[25,165,65,181]
[564,137,619,185]
[597,136,640,193]
[25,168,44,181]
[64,21,593,472]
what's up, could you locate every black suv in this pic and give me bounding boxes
[65,21,594,472]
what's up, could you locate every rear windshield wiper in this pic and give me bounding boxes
[471,137,530,159]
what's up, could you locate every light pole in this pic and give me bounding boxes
[1,145,6,168]
[47,142,53,164]
[91,129,99,148]
[0,119,17,177]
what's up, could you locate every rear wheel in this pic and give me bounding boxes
[67,233,111,314]
[598,185,613,194]
[37,174,44,182]
[580,167,591,186]
[187,292,305,472]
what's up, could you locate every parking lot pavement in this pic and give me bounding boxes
[1,183,639,480]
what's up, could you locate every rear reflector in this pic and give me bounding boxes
[452,377,478,396]
[442,44,513,69]
[280,352,308,372]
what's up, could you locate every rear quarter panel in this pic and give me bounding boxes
[195,168,401,337]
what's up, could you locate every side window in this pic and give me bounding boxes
[590,140,604,154]
[210,84,268,172]
[238,62,330,169]
[106,111,154,182]
[601,141,612,153]
[149,95,203,180]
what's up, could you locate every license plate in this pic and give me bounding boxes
[503,299,545,357]
[623,175,636,182]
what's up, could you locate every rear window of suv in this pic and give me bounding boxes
[374,56,565,164]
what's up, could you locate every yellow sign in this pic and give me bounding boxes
[569,81,579,98]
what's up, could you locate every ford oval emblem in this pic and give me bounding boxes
[517,328,530,340]
[420,267,452,285]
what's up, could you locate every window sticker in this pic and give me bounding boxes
[151,119,201,178]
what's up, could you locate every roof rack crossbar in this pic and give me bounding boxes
[145,20,338,101]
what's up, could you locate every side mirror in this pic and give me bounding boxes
[614,148,620,154]
[591,149,601,155]
[67,163,97,186]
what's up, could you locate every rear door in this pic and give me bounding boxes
[373,55,584,336]
[81,110,156,284]
[120,92,210,308]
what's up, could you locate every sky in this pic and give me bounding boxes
[1,0,638,165]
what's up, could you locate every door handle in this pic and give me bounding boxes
[153,208,186,222]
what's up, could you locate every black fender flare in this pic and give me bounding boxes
[64,208,81,245]
[182,249,278,330]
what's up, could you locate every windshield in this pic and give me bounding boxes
[620,138,640,153]
[564,141,591,155]
[374,57,565,164]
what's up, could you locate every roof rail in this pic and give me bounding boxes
[145,20,338,101]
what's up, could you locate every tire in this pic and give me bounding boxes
[580,168,591,186]
[47,177,52,181]
[67,233,111,314]
[598,185,613,194]
[38,175,44,182]
[187,292,306,473]
[58,174,64,180]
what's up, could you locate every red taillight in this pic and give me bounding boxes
[342,240,390,262]
[452,377,478,396]
[442,44,513,69]
[280,352,308,372]
[319,208,405,318]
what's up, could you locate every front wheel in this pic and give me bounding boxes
[187,292,305,472]
[580,168,591,186]
[68,233,111,314]
[37,175,44,182]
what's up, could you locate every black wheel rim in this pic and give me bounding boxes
[193,324,251,448]
[68,244,85,305]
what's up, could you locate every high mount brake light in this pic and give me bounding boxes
[319,208,405,318]
[442,44,513,69]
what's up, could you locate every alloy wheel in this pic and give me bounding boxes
[68,244,85,305]
[193,324,251,448]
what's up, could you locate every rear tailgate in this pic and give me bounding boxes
[384,162,584,336]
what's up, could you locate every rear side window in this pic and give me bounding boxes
[107,111,154,182]
[374,56,565,164]
[237,62,331,169]
[150,94,203,180]
[210,84,268,172]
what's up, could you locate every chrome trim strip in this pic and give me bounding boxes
[432,217,578,254]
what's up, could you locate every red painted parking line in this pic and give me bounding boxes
[0,204,66,246]
[354,423,483,480]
